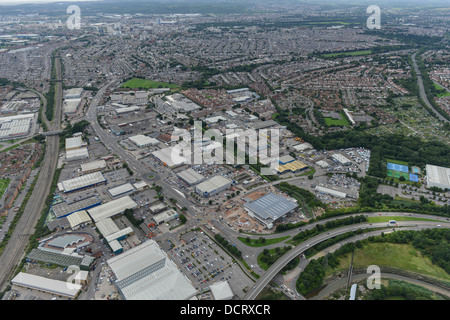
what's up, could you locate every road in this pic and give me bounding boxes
[0,55,63,292]
[411,52,448,123]
[243,220,450,300]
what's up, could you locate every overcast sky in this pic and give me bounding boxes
[0,0,99,5]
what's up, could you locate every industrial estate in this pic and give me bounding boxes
[0,0,449,304]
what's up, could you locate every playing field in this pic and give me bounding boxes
[121,78,179,89]
[387,170,409,180]
[0,178,11,199]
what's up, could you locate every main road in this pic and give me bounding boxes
[0,55,63,292]
[411,51,448,123]
[243,220,450,300]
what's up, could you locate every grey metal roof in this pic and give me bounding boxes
[244,193,297,220]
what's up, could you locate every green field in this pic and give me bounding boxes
[367,216,438,223]
[324,112,350,127]
[322,50,372,58]
[385,158,409,166]
[0,178,11,199]
[238,235,290,247]
[330,242,450,282]
[387,170,409,180]
[121,78,179,89]
[434,83,450,98]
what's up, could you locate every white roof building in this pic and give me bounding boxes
[87,196,138,222]
[153,209,178,225]
[107,240,197,300]
[108,183,135,198]
[315,185,346,198]
[129,135,160,148]
[152,146,188,168]
[58,172,106,193]
[65,136,84,151]
[81,160,106,174]
[195,175,232,197]
[66,148,89,162]
[66,210,92,229]
[96,217,120,237]
[331,153,352,165]
[209,281,234,300]
[11,272,82,299]
[426,164,450,190]
[177,168,206,186]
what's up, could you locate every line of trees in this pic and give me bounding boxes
[214,233,242,258]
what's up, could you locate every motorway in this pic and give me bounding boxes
[411,51,449,123]
[243,220,450,300]
[0,56,63,292]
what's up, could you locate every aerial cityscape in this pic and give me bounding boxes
[0,0,449,306]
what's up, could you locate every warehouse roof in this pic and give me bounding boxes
[67,210,92,229]
[107,240,196,300]
[105,227,133,243]
[65,136,83,150]
[59,172,105,193]
[66,147,89,161]
[81,160,106,173]
[210,281,234,300]
[96,217,120,237]
[87,196,137,222]
[152,146,188,167]
[12,272,81,299]
[196,176,232,194]
[153,209,178,225]
[426,164,450,189]
[52,196,101,218]
[129,135,159,147]
[177,168,205,185]
[108,183,135,198]
[244,193,297,221]
[315,185,346,198]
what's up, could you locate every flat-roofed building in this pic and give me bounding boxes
[108,183,135,198]
[315,185,346,198]
[195,175,232,197]
[66,147,89,162]
[152,146,188,168]
[153,209,178,225]
[65,136,85,151]
[149,203,166,214]
[210,281,234,300]
[276,160,308,174]
[177,168,206,186]
[52,196,101,218]
[129,135,160,148]
[64,88,83,99]
[63,98,81,114]
[426,164,450,190]
[81,160,106,174]
[331,153,352,166]
[244,193,298,229]
[67,210,92,229]
[58,172,106,193]
[96,217,121,237]
[87,196,137,222]
[133,181,149,191]
[11,272,82,299]
[107,240,197,300]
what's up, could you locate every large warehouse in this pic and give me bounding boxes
[51,196,101,218]
[87,196,137,222]
[129,135,160,148]
[11,272,82,299]
[0,114,34,141]
[177,168,206,186]
[426,164,450,190]
[58,172,106,193]
[81,160,106,174]
[152,146,188,168]
[244,193,298,229]
[107,240,197,300]
[195,175,233,197]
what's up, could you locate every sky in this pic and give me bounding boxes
[0,0,100,5]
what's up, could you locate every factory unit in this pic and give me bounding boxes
[195,175,233,197]
[108,183,135,198]
[243,193,298,229]
[0,114,34,141]
[177,168,206,186]
[107,240,197,300]
[426,164,450,190]
[80,160,106,175]
[86,195,138,222]
[58,172,106,194]
[315,185,347,199]
[331,153,352,166]
[153,209,178,225]
[51,196,101,219]
[129,135,160,148]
